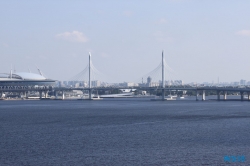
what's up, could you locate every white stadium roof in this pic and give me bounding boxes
[13,72,46,80]
[0,72,47,80]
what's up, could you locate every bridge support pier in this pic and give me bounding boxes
[162,89,165,100]
[39,91,42,99]
[0,92,2,98]
[202,90,205,101]
[240,92,244,101]
[248,92,250,101]
[217,91,220,101]
[44,91,48,98]
[223,91,227,100]
[89,89,92,100]
[55,91,58,99]
[23,91,27,98]
[196,90,198,101]
[62,91,65,100]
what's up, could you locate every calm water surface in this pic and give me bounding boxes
[0,99,250,165]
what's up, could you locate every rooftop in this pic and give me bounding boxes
[0,72,47,81]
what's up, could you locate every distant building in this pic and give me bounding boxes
[75,83,80,88]
[63,81,68,86]
[120,82,138,87]
[165,80,172,86]
[138,83,147,87]
[203,82,209,86]
[174,80,183,85]
[233,82,240,86]
[129,82,136,87]
[126,82,134,87]
[100,82,109,87]
[240,79,246,85]
[147,76,152,84]
[91,80,101,87]
[58,81,63,87]
[82,81,88,87]
[150,82,159,87]
[138,76,159,87]
[164,80,183,86]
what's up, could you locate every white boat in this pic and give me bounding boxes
[151,95,176,101]
[92,95,103,100]
[99,89,135,98]
[100,92,134,98]
[165,95,176,100]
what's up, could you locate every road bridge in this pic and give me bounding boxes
[52,86,250,101]
[1,83,250,101]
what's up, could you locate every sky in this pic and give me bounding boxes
[1,0,250,83]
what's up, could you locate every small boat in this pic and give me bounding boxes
[99,92,134,98]
[92,95,103,100]
[165,96,176,100]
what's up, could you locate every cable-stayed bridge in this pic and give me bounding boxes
[67,51,177,88]
[1,51,250,101]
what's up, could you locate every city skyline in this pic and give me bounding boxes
[1,1,250,83]
[58,78,250,88]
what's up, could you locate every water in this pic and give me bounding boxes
[0,99,250,165]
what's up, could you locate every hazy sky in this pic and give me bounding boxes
[1,0,250,83]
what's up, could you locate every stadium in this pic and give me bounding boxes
[0,72,56,98]
[0,72,56,87]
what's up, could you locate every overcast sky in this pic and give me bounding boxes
[1,0,250,83]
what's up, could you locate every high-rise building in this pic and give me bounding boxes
[147,76,152,84]
[240,79,246,85]
[91,80,101,87]
[63,81,68,86]
[147,76,152,87]
[233,82,240,86]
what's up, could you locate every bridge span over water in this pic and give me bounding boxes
[53,86,250,101]
[1,84,250,101]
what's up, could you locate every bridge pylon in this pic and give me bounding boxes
[162,50,165,100]
[89,52,92,99]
